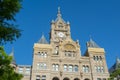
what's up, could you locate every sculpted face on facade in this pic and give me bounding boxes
[14,7,109,80]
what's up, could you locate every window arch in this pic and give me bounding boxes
[63,77,70,80]
[84,78,90,80]
[74,78,80,80]
[52,77,59,80]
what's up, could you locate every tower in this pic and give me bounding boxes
[50,7,71,44]
[85,38,109,80]
[50,7,81,56]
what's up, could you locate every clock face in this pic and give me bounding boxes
[58,32,64,37]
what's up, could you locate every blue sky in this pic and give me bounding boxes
[4,0,120,68]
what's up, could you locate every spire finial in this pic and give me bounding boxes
[57,6,61,17]
[89,35,92,41]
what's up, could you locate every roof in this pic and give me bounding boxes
[38,35,48,44]
[87,38,100,48]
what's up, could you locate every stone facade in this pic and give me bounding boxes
[12,8,109,80]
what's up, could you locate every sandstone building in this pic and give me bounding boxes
[11,8,110,80]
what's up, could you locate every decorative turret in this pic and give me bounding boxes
[38,34,48,44]
[9,48,16,65]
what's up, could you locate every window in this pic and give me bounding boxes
[83,66,85,72]
[68,65,73,72]
[44,53,47,57]
[64,65,67,71]
[100,56,102,61]
[42,75,46,80]
[52,64,59,71]
[37,63,47,70]
[101,67,104,73]
[83,65,89,73]
[86,66,89,73]
[103,78,106,80]
[94,56,103,62]
[95,66,97,72]
[93,56,96,60]
[68,53,72,57]
[36,75,40,80]
[25,67,30,73]
[97,78,101,80]
[74,65,78,72]
[38,52,47,58]
[98,66,101,72]
[96,56,99,61]
[95,66,104,73]
[18,67,23,73]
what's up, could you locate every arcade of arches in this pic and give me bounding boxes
[52,77,90,80]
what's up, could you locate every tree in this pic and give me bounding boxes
[0,0,23,80]
[109,68,120,80]
[0,47,23,80]
[0,0,22,45]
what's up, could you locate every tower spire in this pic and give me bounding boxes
[57,7,61,18]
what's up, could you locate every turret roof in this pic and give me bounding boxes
[38,34,48,44]
[87,38,100,48]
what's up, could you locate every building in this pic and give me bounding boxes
[11,7,109,80]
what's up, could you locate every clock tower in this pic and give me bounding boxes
[49,7,81,56]
[50,7,71,44]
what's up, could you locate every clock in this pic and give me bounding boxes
[57,32,65,37]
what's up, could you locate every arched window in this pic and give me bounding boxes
[64,65,67,71]
[52,64,59,71]
[100,56,102,61]
[44,53,47,57]
[96,56,99,61]
[68,65,73,72]
[86,66,89,73]
[83,65,89,73]
[98,66,101,72]
[83,65,86,72]
[37,63,47,70]
[74,65,78,72]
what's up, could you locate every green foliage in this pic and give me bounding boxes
[0,0,23,79]
[109,68,120,80]
[0,0,22,45]
[0,46,23,80]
